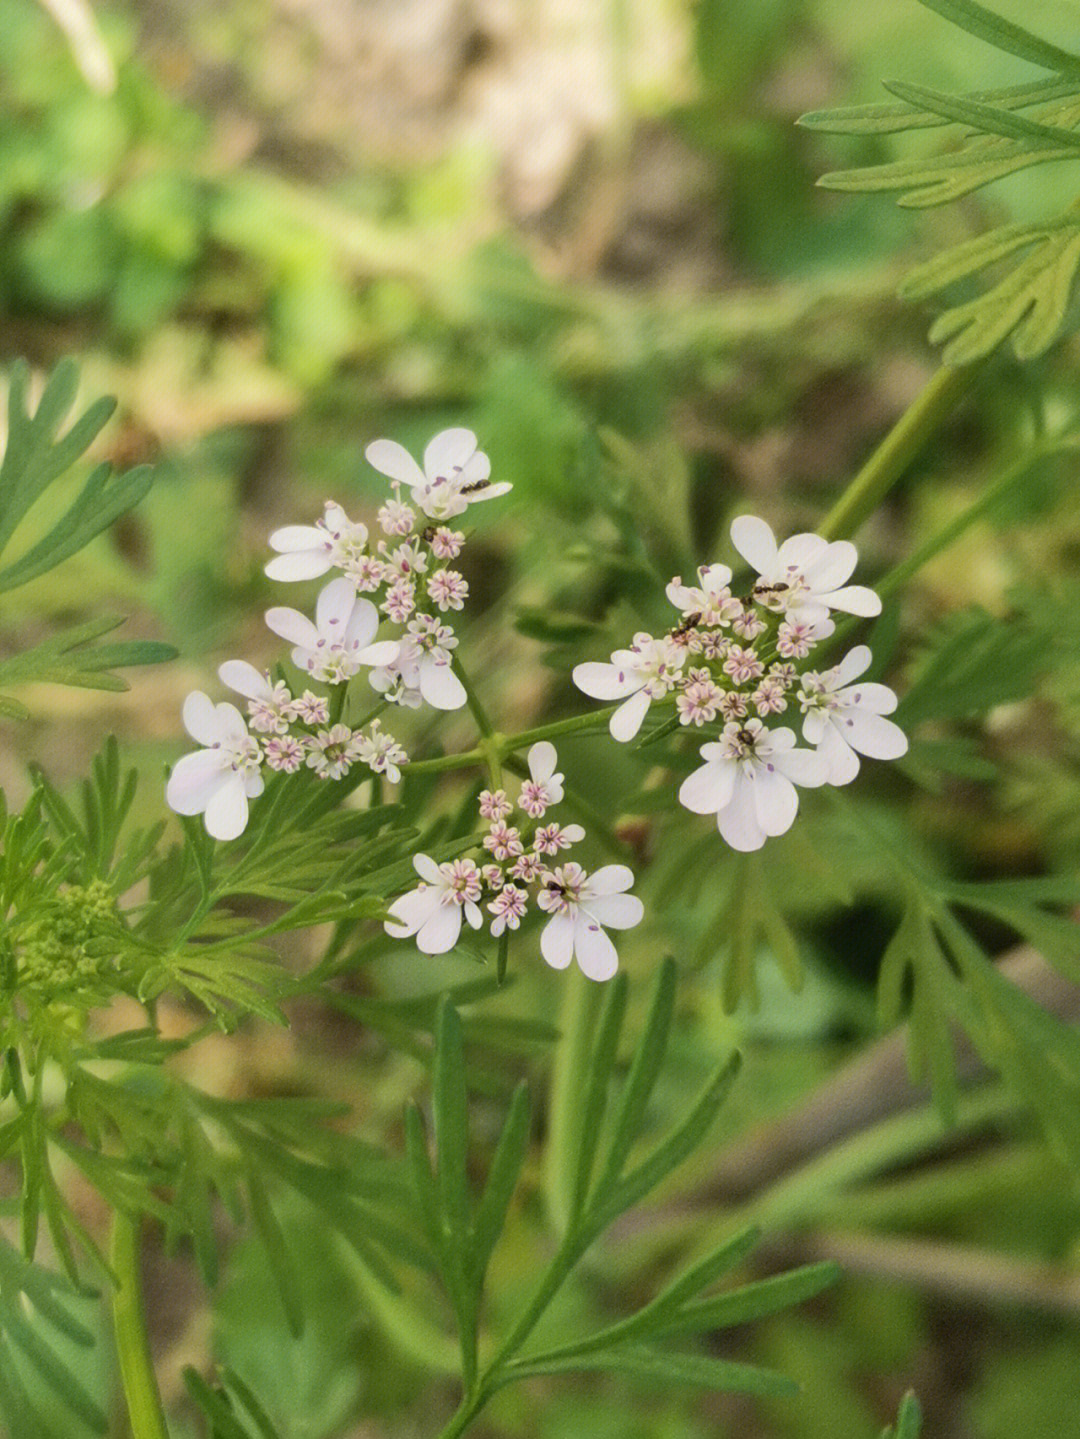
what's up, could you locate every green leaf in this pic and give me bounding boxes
[590,958,674,1202]
[433,1000,471,1251]
[882,1389,923,1439]
[594,1052,741,1230]
[0,462,153,593]
[800,76,1080,133]
[897,605,1051,726]
[471,1083,531,1279]
[505,1342,799,1399]
[911,0,1080,79]
[0,617,175,702]
[245,1169,305,1340]
[654,1260,842,1337]
[570,973,628,1222]
[883,79,1080,151]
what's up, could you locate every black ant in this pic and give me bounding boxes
[669,611,702,642]
[753,581,790,597]
[460,480,491,495]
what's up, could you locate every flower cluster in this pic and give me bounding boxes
[384,742,643,981]
[167,430,509,839]
[573,516,907,852]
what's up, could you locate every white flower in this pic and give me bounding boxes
[384,855,484,954]
[666,564,741,626]
[369,625,467,710]
[730,515,881,625]
[218,660,294,734]
[265,577,399,685]
[166,692,264,841]
[265,501,370,582]
[488,883,528,937]
[518,741,565,818]
[536,862,643,982]
[304,724,355,780]
[573,633,686,743]
[798,645,908,785]
[365,428,511,521]
[679,718,828,853]
[351,719,408,783]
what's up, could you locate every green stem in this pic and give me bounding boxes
[818,363,982,541]
[451,654,494,738]
[111,1209,169,1439]
[545,972,604,1234]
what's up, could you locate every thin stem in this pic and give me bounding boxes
[451,653,494,738]
[818,363,983,541]
[110,1209,169,1439]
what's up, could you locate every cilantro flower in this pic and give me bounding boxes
[218,660,294,733]
[518,741,565,818]
[265,577,399,685]
[166,693,264,841]
[384,855,484,954]
[365,428,511,521]
[679,719,827,852]
[536,862,643,982]
[265,501,370,582]
[730,515,881,624]
[798,645,908,784]
[573,633,686,742]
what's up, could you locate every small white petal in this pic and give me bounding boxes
[573,918,619,982]
[527,741,558,784]
[454,449,491,485]
[417,903,464,955]
[585,864,636,896]
[802,710,828,746]
[730,515,778,575]
[572,662,642,701]
[773,747,829,788]
[424,427,477,478]
[717,776,767,852]
[679,758,735,815]
[204,774,251,841]
[265,551,335,582]
[775,532,828,572]
[316,577,360,633]
[752,767,799,838]
[840,710,909,760]
[414,853,442,884]
[540,913,575,970]
[841,681,898,715]
[182,691,222,746]
[419,659,468,710]
[358,640,401,668]
[835,645,873,686]
[218,660,269,701]
[821,584,882,617]
[264,606,319,650]
[585,894,644,929]
[166,750,226,814]
[366,438,425,486]
[610,688,651,742]
[817,723,861,785]
[560,824,586,843]
[802,540,857,591]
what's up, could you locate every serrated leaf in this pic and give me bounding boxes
[898,605,1050,726]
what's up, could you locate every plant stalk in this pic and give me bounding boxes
[818,362,982,541]
[111,1209,169,1439]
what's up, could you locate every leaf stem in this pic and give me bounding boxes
[110,1209,169,1439]
[818,362,982,541]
